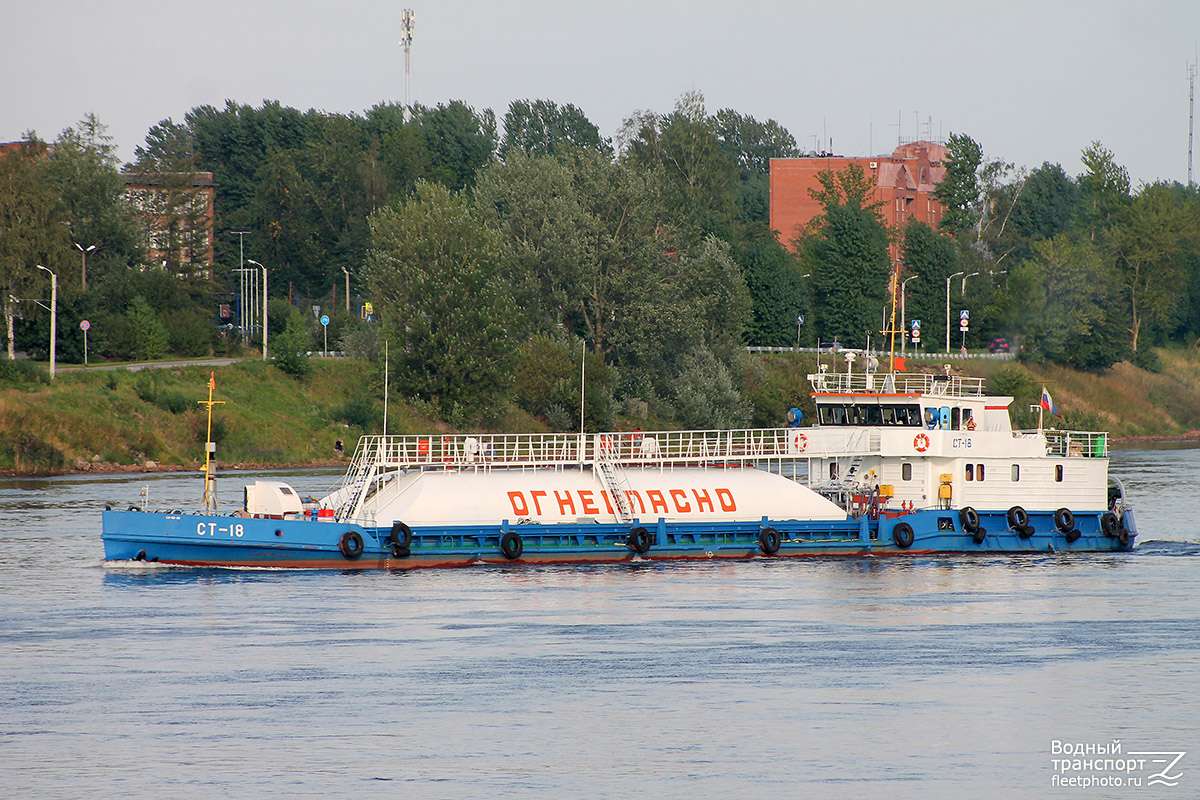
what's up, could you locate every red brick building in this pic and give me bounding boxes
[121,172,217,269]
[769,140,948,259]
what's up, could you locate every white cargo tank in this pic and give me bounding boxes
[347,467,849,527]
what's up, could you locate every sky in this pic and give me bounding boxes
[3,0,1199,187]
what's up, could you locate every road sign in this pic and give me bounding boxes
[959,309,969,331]
[911,319,920,329]
[320,315,330,326]
[960,310,969,320]
[79,320,90,331]
[797,314,804,325]
[911,319,921,341]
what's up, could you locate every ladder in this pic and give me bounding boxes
[596,459,633,524]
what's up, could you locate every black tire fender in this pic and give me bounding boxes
[892,522,915,549]
[390,521,413,549]
[500,530,524,560]
[1100,512,1119,537]
[1064,528,1082,544]
[628,527,652,555]
[972,527,987,545]
[959,506,981,532]
[759,527,782,555]
[1007,506,1029,529]
[1054,507,1075,532]
[339,530,364,559]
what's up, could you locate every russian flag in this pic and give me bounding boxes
[1041,386,1060,418]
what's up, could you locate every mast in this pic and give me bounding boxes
[198,371,225,511]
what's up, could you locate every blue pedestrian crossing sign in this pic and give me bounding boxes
[797,314,804,325]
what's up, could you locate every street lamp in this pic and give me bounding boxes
[231,227,252,346]
[36,265,57,380]
[74,243,96,291]
[248,260,267,361]
[342,267,351,313]
[945,271,964,354]
[900,275,918,353]
[961,271,981,295]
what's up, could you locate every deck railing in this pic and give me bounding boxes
[808,371,987,397]
[1017,429,1109,458]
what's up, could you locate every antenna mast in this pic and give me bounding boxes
[401,9,415,121]
[1189,59,1197,187]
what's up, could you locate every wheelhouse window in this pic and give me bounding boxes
[951,407,961,430]
[819,403,921,427]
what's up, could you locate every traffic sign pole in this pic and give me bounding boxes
[320,314,330,357]
[80,320,90,366]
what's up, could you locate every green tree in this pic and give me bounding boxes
[1109,181,1197,351]
[1011,235,1128,369]
[364,181,518,423]
[273,309,313,377]
[1078,140,1130,241]
[933,132,984,237]
[798,164,892,347]
[499,99,608,160]
[0,139,72,359]
[900,220,960,350]
[733,222,806,346]
[127,294,169,360]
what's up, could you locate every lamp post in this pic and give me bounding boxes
[231,227,252,346]
[74,243,96,291]
[901,275,918,353]
[36,265,57,380]
[961,271,981,295]
[342,267,351,313]
[945,271,964,354]
[248,260,267,361]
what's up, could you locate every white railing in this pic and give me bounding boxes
[808,371,987,397]
[1016,429,1109,458]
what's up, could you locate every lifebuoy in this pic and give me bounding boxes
[1054,508,1074,533]
[913,433,930,452]
[793,432,808,452]
[759,527,782,555]
[1100,512,1119,537]
[892,522,914,548]
[1007,506,1029,529]
[500,530,524,560]
[339,531,364,559]
[628,527,652,554]
[959,506,981,532]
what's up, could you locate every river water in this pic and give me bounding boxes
[1,449,1197,799]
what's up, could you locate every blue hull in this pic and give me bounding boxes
[101,507,1137,569]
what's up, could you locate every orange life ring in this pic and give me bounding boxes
[913,433,930,452]
[793,432,808,452]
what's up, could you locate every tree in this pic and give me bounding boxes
[900,220,960,349]
[43,114,144,289]
[1011,234,1128,369]
[272,310,313,377]
[798,164,892,347]
[499,99,608,160]
[0,139,72,359]
[713,109,800,223]
[1109,181,1196,351]
[933,132,984,237]
[127,294,170,360]
[1078,140,1130,241]
[364,181,518,423]
[733,222,807,346]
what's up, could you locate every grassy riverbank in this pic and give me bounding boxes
[3,348,1199,475]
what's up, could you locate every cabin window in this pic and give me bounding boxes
[965,464,974,481]
[902,463,912,481]
[1055,464,1064,482]
[962,409,975,430]
[830,462,839,480]
[951,407,961,430]
[1011,464,1020,482]
[976,464,985,481]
